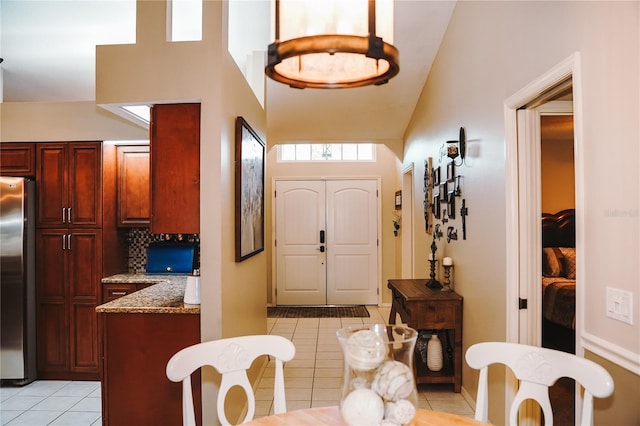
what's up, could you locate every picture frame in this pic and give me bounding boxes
[439,183,448,203]
[432,195,441,219]
[448,195,456,219]
[433,166,441,187]
[447,180,456,198]
[235,117,266,262]
[446,161,455,182]
[395,190,402,210]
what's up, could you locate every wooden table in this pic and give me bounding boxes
[388,279,463,392]
[245,406,483,425]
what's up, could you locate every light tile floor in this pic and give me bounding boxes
[0,380,101,426]
[255,305,475,419]
[0,306,473,425]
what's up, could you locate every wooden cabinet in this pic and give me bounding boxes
[36,228,102,379]
[100,312,201,425]
[102,282,153,303]
[387,279,463,392]
[0,143,35,176]
[150,103,200,234]
[35,141,103,380]
[36,142,102,228]
[116,145,150,227]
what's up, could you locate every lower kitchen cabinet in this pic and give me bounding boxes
[36,228,102,379]
[100,312,201,425]
[102,282,153,303]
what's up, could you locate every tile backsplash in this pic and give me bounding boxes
[127,228,200,273]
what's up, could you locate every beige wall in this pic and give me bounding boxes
[403,1,639,424]
[266,144,402,306]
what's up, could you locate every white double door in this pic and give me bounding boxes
[275,179,379,305]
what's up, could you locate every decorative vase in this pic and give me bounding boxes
[427,333,443,372]
[336,324,418,426]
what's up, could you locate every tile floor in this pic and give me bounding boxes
[0,381,101,426]
[0,306,474,425]
[256,305,475,419]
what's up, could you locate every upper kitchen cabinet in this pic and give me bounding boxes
[0,143,35,176]
[36,143,102,228]
[117,145,150,227]
[150,104,200,234]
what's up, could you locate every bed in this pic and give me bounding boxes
[541,209,576,353]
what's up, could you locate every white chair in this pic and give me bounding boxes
[166,335,296,426]
[465,342,614,426]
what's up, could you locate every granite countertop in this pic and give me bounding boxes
[96,274,200,314]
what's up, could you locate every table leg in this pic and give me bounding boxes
[388,303,397,325]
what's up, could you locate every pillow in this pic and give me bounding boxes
[542,247,565,277]
[558,247,576,279]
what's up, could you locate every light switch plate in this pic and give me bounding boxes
[606,287,633,325]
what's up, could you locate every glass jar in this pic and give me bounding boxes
[336,324,418,426]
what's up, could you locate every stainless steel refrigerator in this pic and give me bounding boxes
[0,176,37,385]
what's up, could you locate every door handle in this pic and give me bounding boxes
[320,230,325,244]
[319,246,325,253]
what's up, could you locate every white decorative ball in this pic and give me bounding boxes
[345,330,387,371]
[340,388,385,426]
[372,360,415,401]
[384,399,417,425]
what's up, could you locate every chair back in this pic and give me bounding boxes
[166,335,296,426]
[465,342,613,426]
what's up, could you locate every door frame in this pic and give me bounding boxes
[504,52,585,425]
[401,164,415,278]
[271,177,382,306]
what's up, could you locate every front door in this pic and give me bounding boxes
[275,179,379,305]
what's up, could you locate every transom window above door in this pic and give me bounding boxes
[277,144,375,162]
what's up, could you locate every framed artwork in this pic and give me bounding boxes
[395,190,402,210]
[448,195,456,219]
[447,180,456,198]
[235,117,266,262]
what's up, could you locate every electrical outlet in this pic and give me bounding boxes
[606,287,633,325]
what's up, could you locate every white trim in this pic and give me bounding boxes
[402,163,415,279]
[582,332,640,375]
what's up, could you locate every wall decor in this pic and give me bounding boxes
[433,166,441,187]
[439,183,447,203]
[447,195,456,219]
[424,158,434,234]
[395,190,402,210]
[446,161,455,182]
[235,116,266,262]
[460,199,468,240]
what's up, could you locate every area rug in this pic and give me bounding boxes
[267,306,370,318]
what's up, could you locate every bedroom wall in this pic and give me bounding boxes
[541,115,575,213]
[402,1,639,424]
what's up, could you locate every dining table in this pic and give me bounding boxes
[244,406,485,425]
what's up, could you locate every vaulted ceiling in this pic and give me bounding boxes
[1,0,456,144]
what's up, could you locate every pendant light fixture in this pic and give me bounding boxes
[265,0,399,89]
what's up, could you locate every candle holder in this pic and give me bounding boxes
[425,239,442,290]
[442,264,453,292]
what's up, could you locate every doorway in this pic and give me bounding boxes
[505,53,583,425]
[274,179,380,306]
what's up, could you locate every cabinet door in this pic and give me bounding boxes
[0,143,35,176]
[36,144,68,227]
[68,229,102,373]
[117,145,150,227]
[36,229,70,373]
[68,143,102,227]
[150,103,200,234]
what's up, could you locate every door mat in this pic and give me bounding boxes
[267,306,370,318]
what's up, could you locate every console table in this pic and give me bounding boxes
[387,279,463,392]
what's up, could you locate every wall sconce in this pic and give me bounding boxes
[265,0,399,89]
[445,127,466,165]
